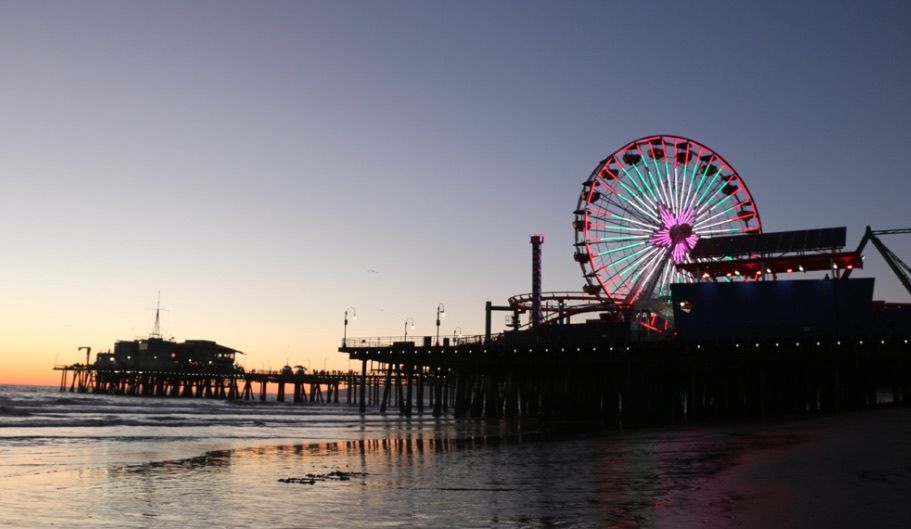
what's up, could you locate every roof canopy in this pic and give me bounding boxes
[689,227,847,259]
[679,227,862,279]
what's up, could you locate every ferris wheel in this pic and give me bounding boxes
[573,135,762,314]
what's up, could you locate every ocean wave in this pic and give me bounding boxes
[0,406,30,417]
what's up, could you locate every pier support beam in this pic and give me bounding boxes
[360,359,368,413]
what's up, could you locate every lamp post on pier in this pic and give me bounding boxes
[404,317,414,341]
[343,306,356,346]
[435,303,445,345]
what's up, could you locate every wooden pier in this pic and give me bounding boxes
[339,328,911,425]
[54,365,349,404]
[55,328,911,426]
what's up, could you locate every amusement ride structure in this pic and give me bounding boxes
[505,134,907,334]
[507,135,763,331]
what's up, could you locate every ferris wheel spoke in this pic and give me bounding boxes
[619,149,653,199]
[602,243,659,278]
[644,139,673,204]
[679,143,710,216]
[594,225,653,240]
[654,161,675,208]
[632,146,664,204]
[695,202,743,228]
[628,150,666,207]
[604,204,651,228]
[617,167,659,213]
[592,178,621,198]
[672,139,690,176]
[667,163,680,214]
[594,172,656,223]
[655,259,681,299]
[607,212,661,232]
[608,246,653,275]
[641,166,668,209]
[695,224,743,238]
[654,142,674,205]
[598,211,650,232]
[618,157,651,200]
[609,196,660,227]
[615,243,663,278]
[583,205,619,220]
[685,148,714,207]
[618,248,668,303]
[619,180,659,217]
[654,256,683,302]
[647,165,673,213]
[694,179,723,213]
[695,186,741,220]
[696,227,744,237]
[583,210,624,226]
[676,166,691,212]
[593,234,653,245]
[676,148,694,213]
[629,249,671,303]
[690,172,706,210]
[680,160,704,214]
[705,197,742,220]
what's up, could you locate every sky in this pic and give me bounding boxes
[1,0,909,386]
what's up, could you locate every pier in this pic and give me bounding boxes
[53,365,350,404]
[54,318,911,426]
[54,361,449,410]
[338,326,911,425]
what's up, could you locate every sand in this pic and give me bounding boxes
[670,406,911,528]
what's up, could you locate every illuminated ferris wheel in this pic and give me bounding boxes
[573,135,762,313]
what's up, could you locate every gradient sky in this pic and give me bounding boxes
[2,1,909,386]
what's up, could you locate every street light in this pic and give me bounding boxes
[343,306,356,346]
[436,303,446,345]
[452,326,462,345]
[404,317,414,341]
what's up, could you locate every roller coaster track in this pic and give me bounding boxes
[507,291,619,327]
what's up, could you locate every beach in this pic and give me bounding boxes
[654,407,911,529]
[2,385,911,528]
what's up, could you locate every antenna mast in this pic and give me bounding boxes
[150,291,163,338]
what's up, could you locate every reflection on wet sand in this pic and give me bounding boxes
[108,421,819,528]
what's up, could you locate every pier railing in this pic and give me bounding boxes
[342,334,489,348]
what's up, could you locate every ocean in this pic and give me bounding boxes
[0,384,833,528]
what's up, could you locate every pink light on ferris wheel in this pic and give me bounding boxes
[652,207,698,264]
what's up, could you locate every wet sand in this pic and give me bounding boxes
[662,406,911,528]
